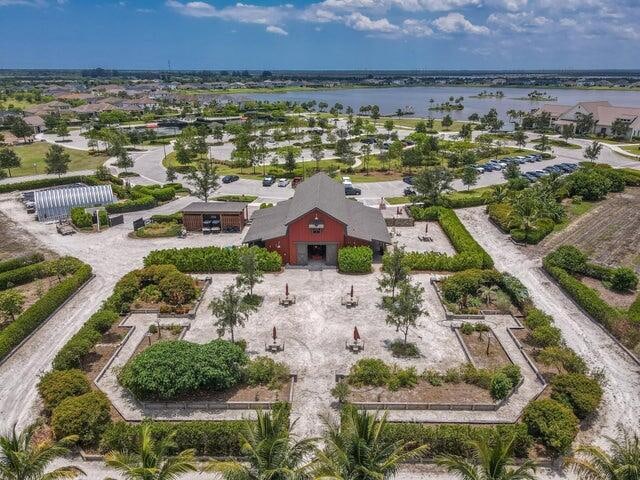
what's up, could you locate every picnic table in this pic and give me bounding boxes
[346,339,364,353]
[341,295,359,308]
[279,295,296,306]
[418,235,433,242]
[266,341,285,352]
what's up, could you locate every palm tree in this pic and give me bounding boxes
[205,409,316,480]
[313,408,428,480]
[437,433,537,480]
[569,429,640,480]
[0,423,84,480]
[478,285,499,306]
[104,425,197,480]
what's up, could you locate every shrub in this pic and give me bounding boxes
[0,175,101,194]
[440,269,502,303]
[609,267,638,293]
[158,271,196,305]
[388,366,419,391]
[0,263,92,361]
[106,195,156,214]
[524,308,553,329]
[0,253,44,274]
[38,369,91,411]
[245,357,290,389]
[151,212,183,224]
[389,340,420,358]
[460,322,475,335]
[567,168,612,201]
[490,372,512,400]
[119,339,248,400]
[501,364,522,386]
[486,203,516,232]
[70,207,93,229]
[144,246,281,273]
[51,391,111,446]
[347,358,391,387]
[550,373,603,419]
[537,346,587,374]
[337,246,373,274]
[522,399,579,456]
[545,245,588,273]
[530,324,562,348]
[499,273,531,309]
[331,381,351,402]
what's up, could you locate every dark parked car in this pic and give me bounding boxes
[402,176,414,185]
[222,175,239,184]
[404,187,416,196]
[345,185,362,196]
[262,176,275,186]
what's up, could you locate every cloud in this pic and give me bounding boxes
[432,12,489,34]
[266,25,288,35]
[166,0,291,25]
[487,11,550,33]
[401,18,433,36]
[0,0,46,6]
[313,0,480,13]
[344,12,399,32]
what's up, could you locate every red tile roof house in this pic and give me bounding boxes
[539,101,640,139]
[243,173,391,267]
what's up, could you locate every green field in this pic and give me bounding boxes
[535,139,581,150]
[5,142,108,178]
[622,145,640,156]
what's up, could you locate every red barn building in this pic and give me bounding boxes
[243,173,391,266]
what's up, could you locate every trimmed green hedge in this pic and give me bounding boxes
[337,246,373,274]
[0,257,83,291]
[0,262,92,361]
[70,207,93,229]
[143,246,282,273]
[106,195,156,214]
[487,203,555,245]
[550,373,603,420]
[522,398,579,456]
[0,175,99,194]
[0,253,45,274]
[150,212,183,224]
[51,391,111,446]
[38,369,91,411]
[406,206,493,271]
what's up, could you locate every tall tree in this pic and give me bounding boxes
[186,159,218,203]
[584,141,603,163]
[55,121,69,140]
[378,246,409,299]
[513,130,527,148]
[413,166,453,206]
[437,434,537,480]
[0,423,84,480]
[310,134,324,173]
[461,165,479,191]
[44,145,71,178]
[534,134,551,153]
[610,119,631,139]
[10,118,33,143]
[236,249,263,297]
[0,148,21,177]
[115,149,134,174]
[210,284,258,342]
[104,424,197,480]
[561,123,575,143]
[205,409,315,480]
[313,408,427,480]
[380,280,426,344]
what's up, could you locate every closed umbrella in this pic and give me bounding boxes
[353,326,360,342]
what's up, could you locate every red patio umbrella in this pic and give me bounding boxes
[272,326,277,342]
[353,326,360,342]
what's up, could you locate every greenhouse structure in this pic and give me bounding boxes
[34,184,115,222]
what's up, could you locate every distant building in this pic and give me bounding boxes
[243,173,390,266]
[181,201,249,233]
[23,115,46,133]
[35,184,115,222]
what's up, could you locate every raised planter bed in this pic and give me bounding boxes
[129,277,211,319]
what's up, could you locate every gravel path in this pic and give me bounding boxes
[456,206,640,446]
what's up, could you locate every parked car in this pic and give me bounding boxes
[402,176,414,185]
[262,176,275,186]
[222,175,239,184]
[291,176,303,188]
[522,173,538,182]
[345,185,361,196]
[278,178,290,187]
[475,167,485,173]
[404,187,416,196]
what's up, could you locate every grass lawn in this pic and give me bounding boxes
[372,117,469,132]
[553,200,596,232]
[386,186,495,205]
[534,139,581,150]
[622,145,640,156]
[6,142,109,178]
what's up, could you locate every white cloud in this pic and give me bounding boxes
[0,0,46,6]
[266,25,288,35]
[313,0,480,13]
[344,11,399,32]
[165,0,216,17]
[401,18,433,36]
[166,0,291,25]
[432,12,489,34]
[487,11,550,32]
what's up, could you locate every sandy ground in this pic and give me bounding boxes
[456,206,640,447]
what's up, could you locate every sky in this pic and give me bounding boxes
[0,0,639,70]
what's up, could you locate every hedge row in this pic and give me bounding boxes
[0,253,44,274]
[106,195,156,214]
[382,422,532,459]
[143,246,282,273]
[0,175,98,194]
[70,207,93,229]
[406,206,493,271]
[150,212,183,224]
[337,246,373,274]
[0,257,83,291]
[0,262,92,361]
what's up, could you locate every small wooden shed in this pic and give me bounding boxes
[181,201,248,233]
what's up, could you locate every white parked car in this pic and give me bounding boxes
[278,178,290,187]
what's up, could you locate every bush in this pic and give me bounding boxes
[567,169,612,201]
[144,246,282,273]
[499,273,531,309]
[158,271,196,305]
[522,399,579,456]
[537,346,587,374]
[0,175,101,194]
[388,366,419,391]
[51,391,111,446]
[530,324,562,348]
[513,218,555,245]
[119,339,248,400]
[347,358,390,387]
[0,253,44,274]
[151,212,183,224]
[545,245,588,273]
[501,364,522,386]
[106,195,156,214]
[490,372,512,400]
[440,269,502,303]
[0,263,92,361]
[524,309,553,329]
[486,203,517,232]
[550,373,603,420]
[38,369,91,411]
[245,357,290,389]
[70,207,93,229]
[337,246,373,274]
[609,267,638,293]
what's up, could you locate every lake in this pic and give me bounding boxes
[238,86,640,126]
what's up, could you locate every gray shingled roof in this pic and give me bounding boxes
[182,201,248,214]
[243,173,390,244]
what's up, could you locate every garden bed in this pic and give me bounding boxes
[580,276,638,309]
[457,327,512,370]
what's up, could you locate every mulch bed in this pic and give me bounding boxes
[512,329,563,379]
[580,276,638,309]
[459,330,511,370]
[348,380,493,405]
[143,381,291,404]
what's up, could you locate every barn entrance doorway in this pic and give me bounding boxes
[307,244,326,262]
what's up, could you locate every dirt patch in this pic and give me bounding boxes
[0,209,55,261]
[0,277,60,331]
[81,324,129,382]
[348,379,493,405]
[535,188,640,268]
[580,276,638,309]
[459,329,511,370]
